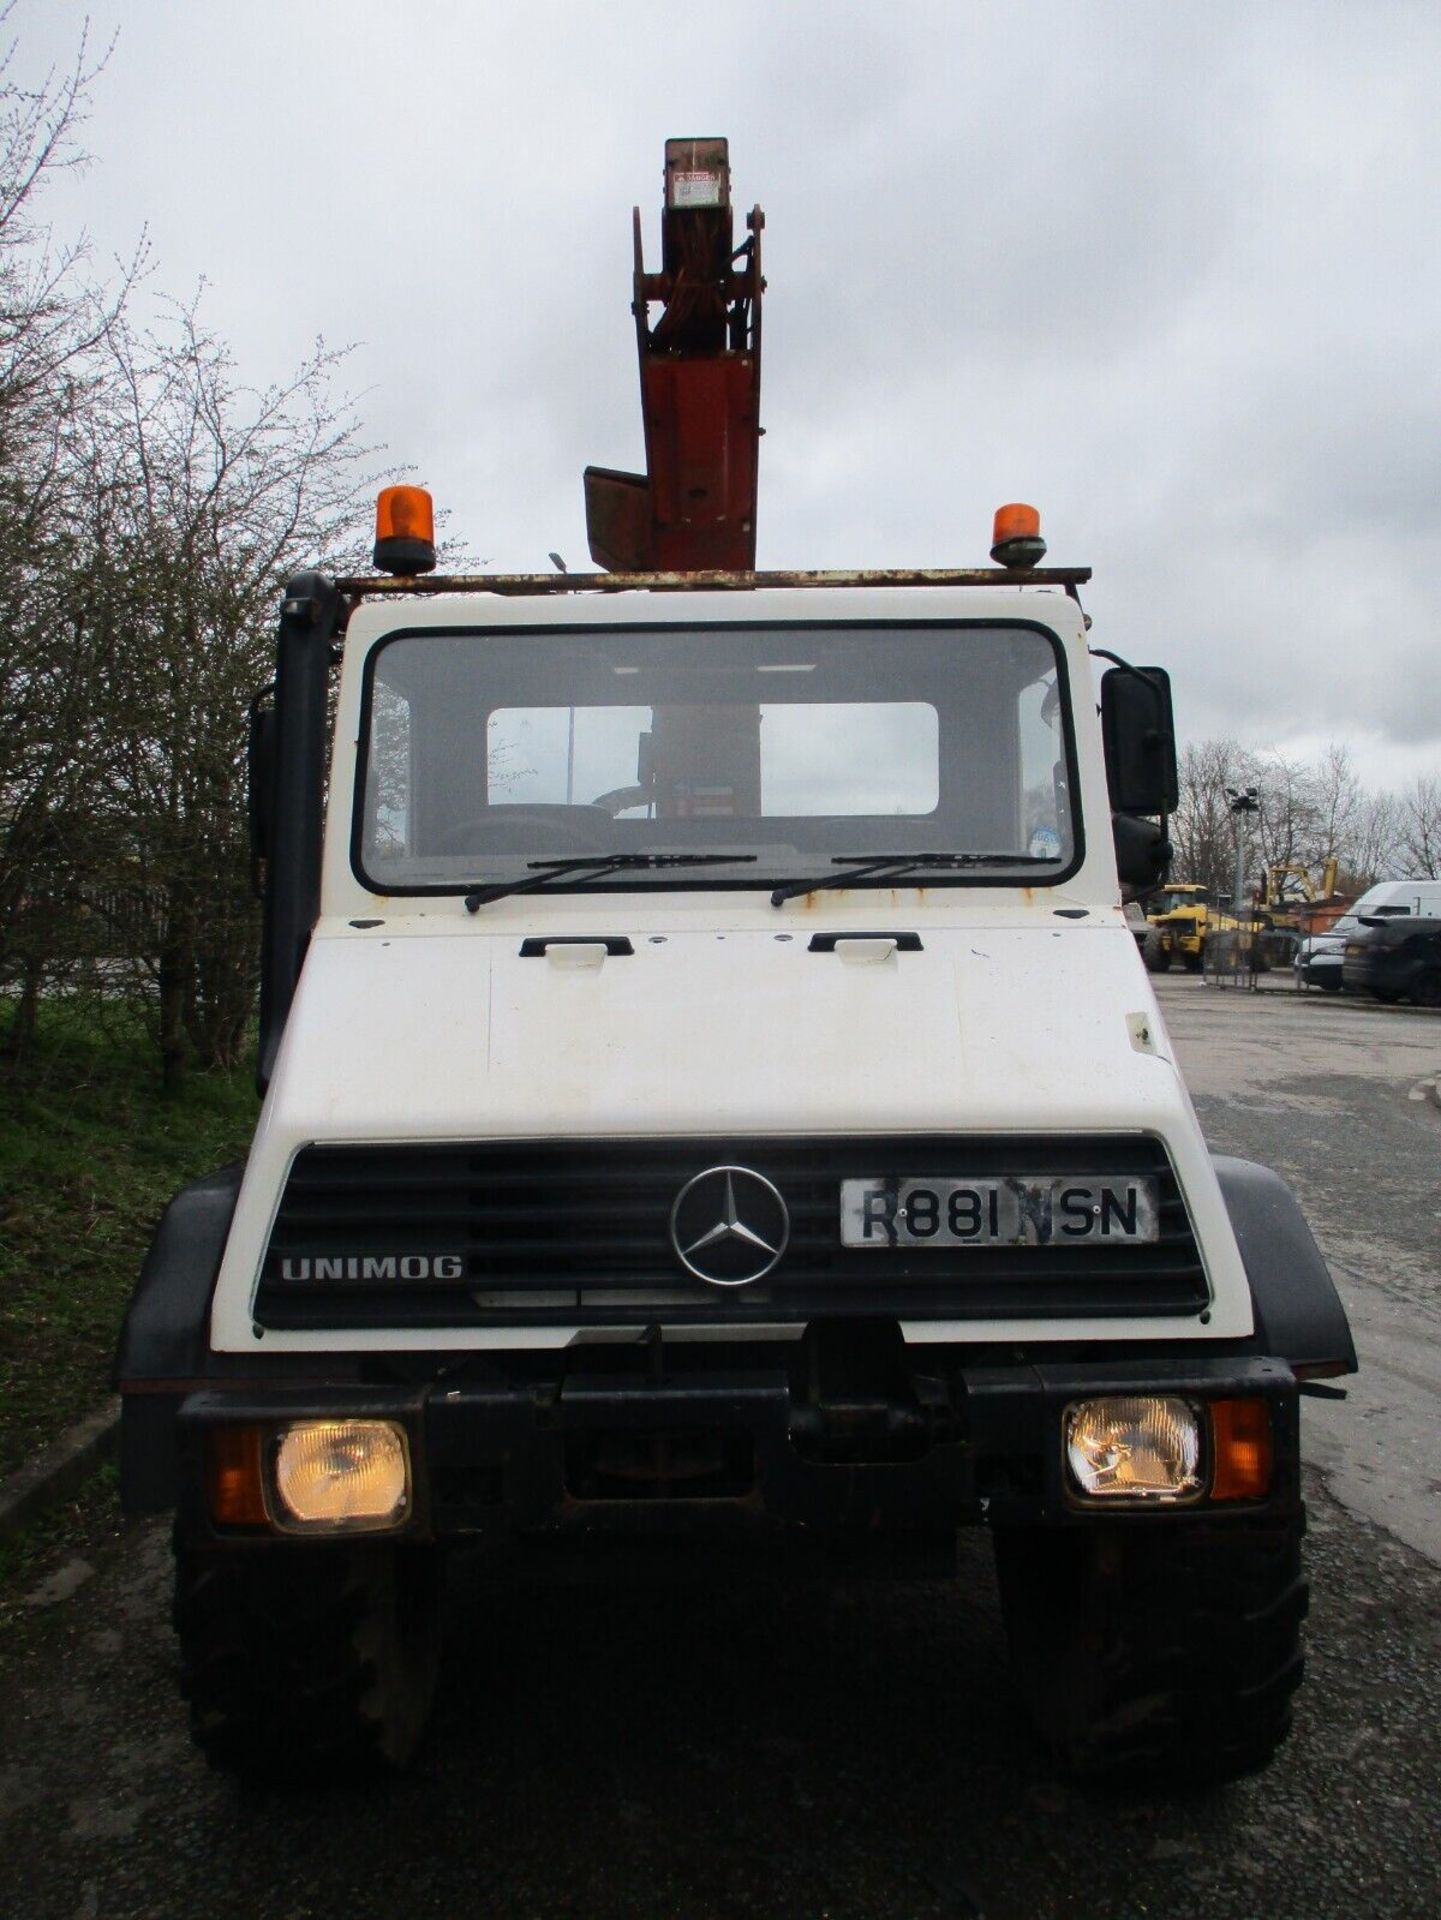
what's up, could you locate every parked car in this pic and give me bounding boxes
[1342,916,1441,1007]
[1297,880,1441,991]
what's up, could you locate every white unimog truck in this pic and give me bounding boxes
[116,144,1354,1785]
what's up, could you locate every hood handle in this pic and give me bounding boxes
[519,935,635,958]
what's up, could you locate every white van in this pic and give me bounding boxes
[1298,879,1441,989]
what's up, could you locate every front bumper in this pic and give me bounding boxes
[151,1350,1303,1544]
[1300,956,1342,984]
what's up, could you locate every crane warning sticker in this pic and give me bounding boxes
[672,170,724,208]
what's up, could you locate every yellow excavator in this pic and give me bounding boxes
[1143,884,1262,973]
[1143,884,1215,972]
[1145,860,1341,974]
[1256,858,1341,935]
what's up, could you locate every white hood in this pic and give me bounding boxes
[266,918,1178,1138]
[209,909,1253,1350]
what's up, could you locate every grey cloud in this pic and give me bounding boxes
[18,0,1440,786]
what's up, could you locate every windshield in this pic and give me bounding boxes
[355,622,1076,895]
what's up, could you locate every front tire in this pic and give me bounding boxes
[1409,969,1441,1009]
[1144,933,1172,973]
[993,1511,1307,1786]
[174,1536,443,1780]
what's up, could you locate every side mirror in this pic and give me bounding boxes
[247,688,277,864]
[1112,812,1172,892]
[1101,666,1178,815]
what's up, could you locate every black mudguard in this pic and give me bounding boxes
[1211,1154,1357,1377]
[115,1163,243,1510]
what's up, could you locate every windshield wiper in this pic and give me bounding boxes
[465,853,757,913]
[769,852,1052,908]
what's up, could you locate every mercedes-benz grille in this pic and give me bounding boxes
[253,1135,1207,1330]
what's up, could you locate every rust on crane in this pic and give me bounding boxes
[583,137,764,574]
[333,565,1093,600]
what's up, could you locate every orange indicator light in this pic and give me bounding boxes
[1210,1398,1274,1501]
[205,1425,269,1528]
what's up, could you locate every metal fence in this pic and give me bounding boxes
[1204,922,1302,990]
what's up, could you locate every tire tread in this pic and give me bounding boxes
[173,1535,439,1781]
[995,1509,1308,1786]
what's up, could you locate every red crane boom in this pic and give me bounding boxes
[584,138,764,573]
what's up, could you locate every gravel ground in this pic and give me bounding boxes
[2,977,1438,1919]
[0,1475,1438,1920]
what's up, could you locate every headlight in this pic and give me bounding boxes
[1064,1396,1202,1503]
[272,1419,411,1531]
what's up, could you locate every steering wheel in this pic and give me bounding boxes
[436,808,608,856]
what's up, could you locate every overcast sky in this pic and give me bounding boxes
[20,0,1441,793]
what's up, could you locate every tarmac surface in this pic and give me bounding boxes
[1158,972,1441,1567]
[1,973,1438,1920]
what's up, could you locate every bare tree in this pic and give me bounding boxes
[1311,742,1362,870]
[0,11,131,1056]
[1165,735,1432,908]
[0,10,119,414]
[0,13,382,1082]
[1396,776,1441,880]
[1340,789,1400,893]
[1170,738,1251,896]
[1248,751,1319,879]
[79,296,378,1079]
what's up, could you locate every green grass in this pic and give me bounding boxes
[0,1002,257,1480]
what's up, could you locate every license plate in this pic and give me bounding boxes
[839,1177,1160,1248]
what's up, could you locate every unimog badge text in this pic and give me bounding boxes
[278,1254,465,1283]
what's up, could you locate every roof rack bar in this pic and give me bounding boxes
[333,566,1092,599]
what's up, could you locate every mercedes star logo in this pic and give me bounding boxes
[669,1165,790,1287]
